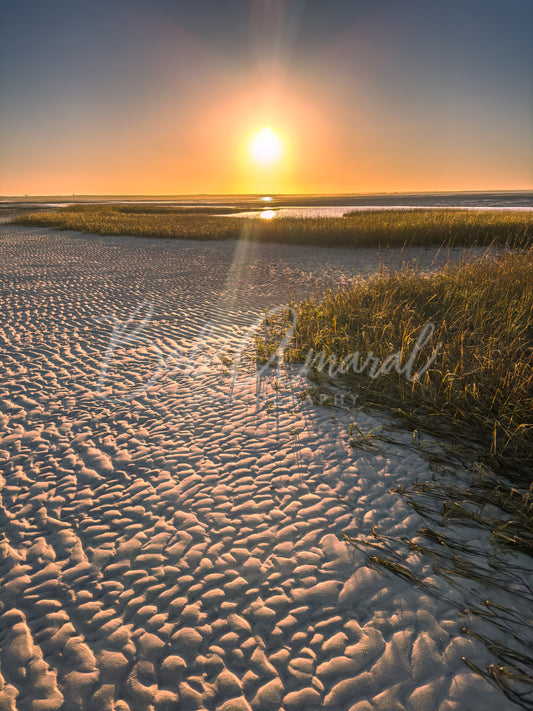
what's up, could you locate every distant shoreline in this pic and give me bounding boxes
[1,189,532,210]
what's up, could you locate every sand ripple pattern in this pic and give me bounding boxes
[0,227,516,710]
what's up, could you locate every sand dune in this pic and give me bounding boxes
[0,226,529,710]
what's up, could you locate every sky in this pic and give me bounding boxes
[1,0,532,195]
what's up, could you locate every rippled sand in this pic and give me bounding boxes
[0,226,526,710]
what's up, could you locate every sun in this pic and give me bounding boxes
[250,127,283,166]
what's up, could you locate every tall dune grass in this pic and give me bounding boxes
[12,204,533,248]
[277,249,533,470]
[258,248,533,508]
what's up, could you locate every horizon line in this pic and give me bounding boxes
[2,187,533,200]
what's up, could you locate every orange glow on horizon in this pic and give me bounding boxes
[1,71,531,197]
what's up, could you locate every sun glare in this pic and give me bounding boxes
[250,127,283,166]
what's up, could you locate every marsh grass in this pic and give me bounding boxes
[278,249,533,470]
[259,249,533,705]
[12,204,533,248]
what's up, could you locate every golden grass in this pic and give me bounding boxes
[264,249,533,470]
[12,204,533,248]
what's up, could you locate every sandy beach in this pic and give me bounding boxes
[0,225,531,711]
